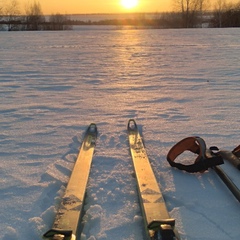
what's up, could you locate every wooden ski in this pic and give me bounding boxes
[43,123,97,240]
[127,119,180,240]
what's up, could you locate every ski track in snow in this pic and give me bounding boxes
[0,27,240,240]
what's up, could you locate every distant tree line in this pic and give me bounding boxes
[61,0,240,29]
[0,0,72,31]
[210,0,240,27]
[158,0,240,28]
[1,0,240,30]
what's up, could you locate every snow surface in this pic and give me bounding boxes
[0,27,240,240]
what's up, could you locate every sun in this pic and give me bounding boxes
[121,0,139,9]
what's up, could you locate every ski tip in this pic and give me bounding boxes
[127,119,137,131]
[88,123,98,135]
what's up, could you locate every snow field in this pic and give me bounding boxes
[0,27,240,239]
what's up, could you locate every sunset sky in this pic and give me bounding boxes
[19,0,172,14]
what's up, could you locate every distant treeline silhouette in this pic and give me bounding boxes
[0,1,72,31]
[1,0,240,30]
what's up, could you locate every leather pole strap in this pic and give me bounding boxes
[167,137,224,173]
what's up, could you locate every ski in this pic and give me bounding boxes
[43,123,98,240]
[127,119,180,240]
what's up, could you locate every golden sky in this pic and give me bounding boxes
[21,0,172,14]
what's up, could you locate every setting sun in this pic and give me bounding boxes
[121,0,139,9]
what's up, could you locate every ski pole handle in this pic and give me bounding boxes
[214,166,240,202]
[219,151,240,171]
